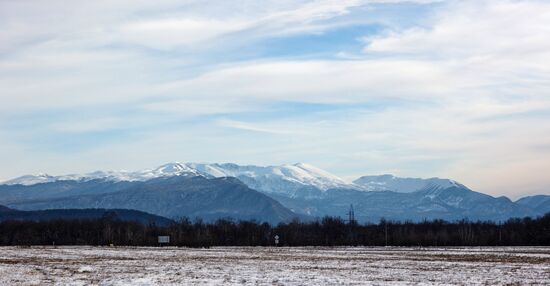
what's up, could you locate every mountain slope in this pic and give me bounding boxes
[273,185,536,222]
[1,162,541,223]
[353,174,463,193]
[516,195,550,216]
[2,163,200,186]
[1,162,357,198]
[0,179,137,205]
[185,162,357,199]
[188,162,351,189]
[0,206,175,226]
[3,176,299,224]
[0,205,13,212]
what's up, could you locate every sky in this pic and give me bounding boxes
[1,0,549,199]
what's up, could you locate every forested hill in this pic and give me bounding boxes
[0,206,174,226]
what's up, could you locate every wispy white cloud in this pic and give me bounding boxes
[215,119,304,135]
[0,0,549,198]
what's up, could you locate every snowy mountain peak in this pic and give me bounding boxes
[277,163,350,188]
[152,162,198,176]
[2,173,57,186]
[353,175,465,193]
[1,162,468,197]
[1,163,202,186]
[291,163,345,180]
[183,162,353,193]
[155,162,185,173]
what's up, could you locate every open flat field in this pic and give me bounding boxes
[0,246,549,285]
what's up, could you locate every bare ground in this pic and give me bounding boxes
[0,246,549,285]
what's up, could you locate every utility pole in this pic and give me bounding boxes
[385,222,388,247]
[499,224,502,245]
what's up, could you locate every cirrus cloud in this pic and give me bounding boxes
[0,0,549,199]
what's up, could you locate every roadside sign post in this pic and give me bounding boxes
[158,236,170,247]
[274,235,279,247]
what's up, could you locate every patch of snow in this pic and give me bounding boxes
[77,266,94,273]
[2,173,57,186]
[0,246,548,285]
[442,196,464,207]
[1,162,201,186]
[354,174,464,193]
[185,162,355,193]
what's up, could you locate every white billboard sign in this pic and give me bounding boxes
[158,236,170,244]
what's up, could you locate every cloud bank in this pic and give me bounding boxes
[1,0,549,198]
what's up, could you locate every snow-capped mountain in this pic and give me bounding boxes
[2,163,201,186]
[1,162,469,197]
[188,162,349,189]
[0,162,543,222]
[2,174,58,186]
[353,174,464,193]
[1,162,356,197]
[185,162,354,197]
[0,176,299,224]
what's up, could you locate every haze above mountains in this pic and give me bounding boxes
[1,162,548,224]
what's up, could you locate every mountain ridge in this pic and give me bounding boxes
[2,162,466,194]
[0,205,175,226]
[516,195,550,215]
[1,175,301,224]
[1,162,546,223]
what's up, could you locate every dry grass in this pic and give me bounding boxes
[0,246,548,285]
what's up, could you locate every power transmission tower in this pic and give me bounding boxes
[348,204,355,224]
[347,204,356,245]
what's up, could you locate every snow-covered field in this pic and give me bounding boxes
[0,246,549,285]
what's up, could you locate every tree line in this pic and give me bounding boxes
[1,213,549,247]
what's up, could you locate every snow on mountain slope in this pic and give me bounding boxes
[353,174,464,193]
[186,162,352,192]
[2,163,200,186]
[1,162,357,199]
[2,174,58,186]
[1,162,467,197]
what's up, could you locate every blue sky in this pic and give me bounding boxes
[1,0,550,198]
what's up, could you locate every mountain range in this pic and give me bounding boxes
[1,162,548,223]
[0,175,297,224]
